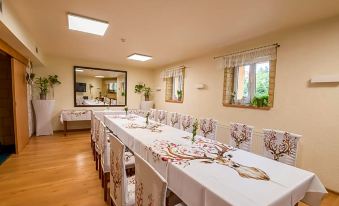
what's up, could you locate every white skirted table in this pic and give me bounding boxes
[104,115,327,206]
[60,109,91,136]
[32,100,55,136]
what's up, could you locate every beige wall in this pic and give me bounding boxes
[33,56,154,131]
[152,17,339,192]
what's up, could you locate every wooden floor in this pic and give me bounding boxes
[0,131,338,206]
[0,131,106,206]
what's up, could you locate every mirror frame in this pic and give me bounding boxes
[73,66,127,107]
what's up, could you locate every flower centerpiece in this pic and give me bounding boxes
[145,112,150,125]
[124,106,128,116]
[192,119,199,143]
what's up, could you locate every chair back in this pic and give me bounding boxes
[263,129,301,166]
[91,111,95,139]
[157,110,168,124]
[100,123,111,172]
[93,116,100,143]
[98,121,106,155]
[109,133,128,206]
[181,115,194,133]
[168,112,181,129]
[199,118,217,140]
[149,109,157,121]
[229,123,254,151]
[135,154,167,206]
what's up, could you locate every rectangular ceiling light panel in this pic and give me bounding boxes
[68,13,109,36]
[127,53,152,62]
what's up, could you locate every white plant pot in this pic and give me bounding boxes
[140,100,154,111]
[32,100,55,136]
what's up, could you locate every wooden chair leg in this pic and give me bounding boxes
[103,173,107,201]
[98,156,102,179]
[95,153,98,171]
[101,170,104,187]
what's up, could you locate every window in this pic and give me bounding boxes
[223,60,276,109]
[161,67,185,103]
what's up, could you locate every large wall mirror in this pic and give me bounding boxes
[74,66,127,107]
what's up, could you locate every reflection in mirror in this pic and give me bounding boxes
[74,66,127,107]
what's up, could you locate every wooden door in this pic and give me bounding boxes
[11,58,29,154]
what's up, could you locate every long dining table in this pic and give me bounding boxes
[104,114,327,206]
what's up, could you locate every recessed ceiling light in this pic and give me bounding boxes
[95,75,105,78]
[75,69,84,72]
[67,13,109,36]
[127,53,152,62]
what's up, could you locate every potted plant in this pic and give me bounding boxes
[177,90,183,101]
[251,95,269,107]
[134,83,152,101]
[48,75,61,99]
[143,86,151,101]
[34,77,49,100]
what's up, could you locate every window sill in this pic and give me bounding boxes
[166,99,183,104]
[223,103,271,110]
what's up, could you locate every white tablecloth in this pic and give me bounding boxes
[93,110,125,122]
[104,115,327,206]
[60,109,92,123]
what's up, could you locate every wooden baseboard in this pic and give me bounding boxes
[53,128,90,133]
[326,188,339,195]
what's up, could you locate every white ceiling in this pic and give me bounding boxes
[8,0,339,69]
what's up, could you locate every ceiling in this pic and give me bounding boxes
[8,0,339,69]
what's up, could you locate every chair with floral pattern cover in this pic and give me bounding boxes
[135,154,167,206]
[263,129,301,166]
[199,118,217,140]
[168,112,181,129]
[99,122,113,201]
[149,109,157,121]
[109,133,136,206]
[90,111,97,158]
[157,110,168,124]
[180,115,194,133]
[229,122,254,152]
[93,116,101,170]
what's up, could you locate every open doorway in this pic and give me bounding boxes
[0,50,15,165]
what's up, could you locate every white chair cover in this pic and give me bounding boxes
[109,133,135,206]
[180,115,194,133]
[135,154,167,206]
[99,123,111,172]
[98,121,106,154]
[199,118,217,140]
[263,129,301,166]
[149,109,157,121]
[229,123,254,152]
[157,110,168,124]
[93,116,100,153]
[91,111,95,138]
[168,112,181,129]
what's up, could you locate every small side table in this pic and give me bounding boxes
[60,110,92,136]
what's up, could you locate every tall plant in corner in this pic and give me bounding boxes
[48,75,61,99]
[34,77,49,100]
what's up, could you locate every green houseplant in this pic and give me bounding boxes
[251,95,269,107]
[177,90,183,101]
[48,75,61,99]
[134,83,152,101]
[35,77,49,100]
